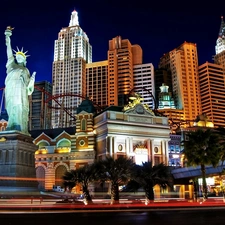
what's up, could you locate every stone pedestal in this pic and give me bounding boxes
[0,131,38,191]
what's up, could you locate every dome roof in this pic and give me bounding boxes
[77,97,96,114]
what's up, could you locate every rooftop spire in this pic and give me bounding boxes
[218,15,225,37]
[69,10,79,27]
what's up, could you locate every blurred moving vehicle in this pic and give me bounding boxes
[53,185,65,192]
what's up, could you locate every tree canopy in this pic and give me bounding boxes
[182,128,222,199]
[126,161,172,202]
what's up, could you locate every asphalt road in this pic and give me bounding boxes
[0,207,225,225]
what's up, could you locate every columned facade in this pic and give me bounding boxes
[94,99,170,166]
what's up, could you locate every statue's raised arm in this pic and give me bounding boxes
[4,26,36,134]
[5,26,14,59]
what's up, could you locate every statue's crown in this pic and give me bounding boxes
[13,47,30,58]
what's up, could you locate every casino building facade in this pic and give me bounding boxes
[32,96,171,192]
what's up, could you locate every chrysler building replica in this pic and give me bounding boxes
[214,16,225,67]
[52,10,92,128]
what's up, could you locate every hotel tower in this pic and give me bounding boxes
[107,36,143,107]
[52,10,92,128]
[197,16,225,128]
[86,36,155,110]
[159,42,202,126]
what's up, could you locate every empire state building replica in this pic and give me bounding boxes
[52,10,92,128]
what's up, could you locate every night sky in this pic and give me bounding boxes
[0,0,224,89]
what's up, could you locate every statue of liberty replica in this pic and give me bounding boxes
[4,26,36,134]
[0,27,38,193]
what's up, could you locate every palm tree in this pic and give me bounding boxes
[211,127,225,199]
[62,172,75,192]
[96,156,135,204]
[63,163,97,204]
[215,127,225,164]
[182,128,221,200]
[125,162,172,204]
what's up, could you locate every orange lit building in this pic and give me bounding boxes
[86,36,154,110]
[107,36,143,107]
[158,42,202,127]
[86,60,108,110]
[198,62,225,128]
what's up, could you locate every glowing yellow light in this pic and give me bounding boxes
[35,148,48,154]
[16,51,26,58]
[0,137,6,142]
[129,96,136,100]
[55,147,71,153]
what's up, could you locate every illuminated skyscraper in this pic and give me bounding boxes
[86,60,108,110]
[86,36,154,110]
[133,63,155,109]
[86,61,155,110]
[159,42,202,126]
[107,36,142,107]
[200,16,225,128]
[198,62,225,127]
[214,16,225,67]
[52,10,92,128]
